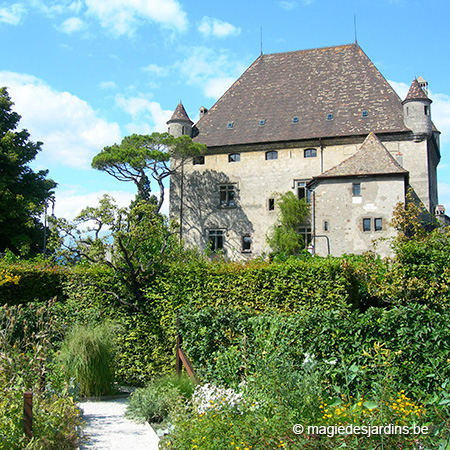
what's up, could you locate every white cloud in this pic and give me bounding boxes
[389,80,409,100]
[54,189,135,221]
[431,92,450,144]
[58,16,84,33]
[176,47,247,99]
[99,80,117,89]
[0,3,26,25]
[142,63,169,77]
[116,94,172,133]
[204,77,235,99]
[0,71,122,169]
[84,0,187,36]
[198,16,241,38]
[279,1,298,11]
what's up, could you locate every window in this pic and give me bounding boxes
[208,229,224,252]
[242,235,252,253]
[362,110,368,117]
[193,156,205,165]
[228,153,240,163]
[292,116,299,123]
[352,182,361,196]
[265,151,278,160]
[268,198,275,211]
[219,184,236,207]
[299,226,312,248]
[304,148,317,158]
[363,218,371,232]
[296,181,311,203]
[324,221,329,232]
[259,119,266,126]
[326,113,333,121]
[424,105,429,116]
[374,218,382,231]
[227,122,234,129]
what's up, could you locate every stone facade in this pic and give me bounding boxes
[169,44,442,258]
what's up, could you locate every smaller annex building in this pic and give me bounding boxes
[168,43,443,258]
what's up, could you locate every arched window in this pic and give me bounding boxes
[304,148,317,158]
[265,151,278,160]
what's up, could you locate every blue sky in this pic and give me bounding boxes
[1,0,450,220]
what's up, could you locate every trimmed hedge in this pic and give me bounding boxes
[178,304,450,398]
[0,261,69,304]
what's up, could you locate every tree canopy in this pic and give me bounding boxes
[92,132,206,211]
[0,87,56,256]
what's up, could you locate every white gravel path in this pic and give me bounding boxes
[78,397,160,450]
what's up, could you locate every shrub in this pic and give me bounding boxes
[126,374,195,425]
[59,322,118,397]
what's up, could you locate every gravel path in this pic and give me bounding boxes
[78,397,160,450]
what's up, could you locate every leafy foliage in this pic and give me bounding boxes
[91,132,206,209]
[53,195,183,310]
[266,191,310,256]
[0,301,81,449]
[126,374,194,426]
[0,258,68,305]
[0,87,56,256]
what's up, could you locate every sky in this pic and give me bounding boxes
[1,0,450,222]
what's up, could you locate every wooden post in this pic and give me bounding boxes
[23,391,33,440]
[176,315,181,375]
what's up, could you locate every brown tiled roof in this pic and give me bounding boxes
[403,78,431,102]
[310,132,408,182]
[167,102,193,124]
[194,44,409,148]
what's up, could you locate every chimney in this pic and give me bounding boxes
[199,106,208,119]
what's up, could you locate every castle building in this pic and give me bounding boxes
[169,43,442,258]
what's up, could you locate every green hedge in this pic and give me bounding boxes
[178,303,450,398]
[149,257,360,312]
[0,262,69,304]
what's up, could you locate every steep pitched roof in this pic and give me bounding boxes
[310,132,408,183]
[195,44,408,148]
[167,102,193,124]
[403,78,431,103]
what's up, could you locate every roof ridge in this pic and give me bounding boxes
[260,42,358,58]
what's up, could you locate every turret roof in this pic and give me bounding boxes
[194,44,409,148]
[403,79,431,103]
[167,102,193,124]
[309,132,408,184]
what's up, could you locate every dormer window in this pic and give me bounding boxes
[259,119,266,126]
[326,113,333,121]
[227,122,234,129]
[362,110,368,117]
[292,116,299,123]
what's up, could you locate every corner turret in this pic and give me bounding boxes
[167,102,193,137]
[402,78,432,141]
